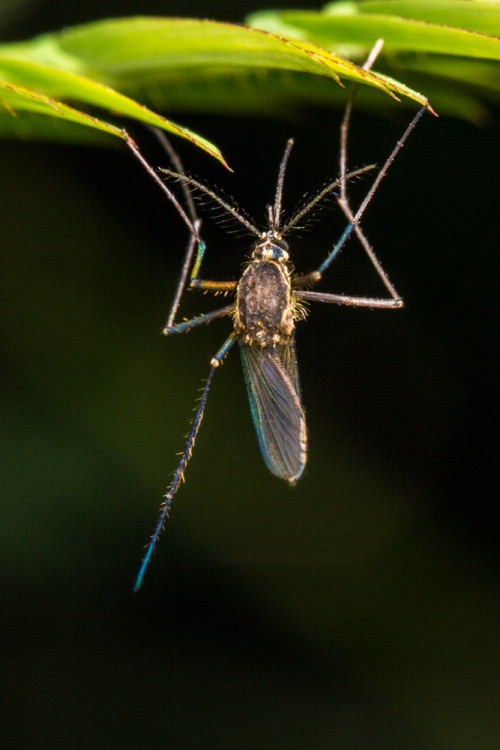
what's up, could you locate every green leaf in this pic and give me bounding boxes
[0,16,430,152]
[1,17,429,102]
[279,6,500,59]
[0,55,227,163]
[0,80,124,139]
[247,1,500,121]
[330,1,500,36]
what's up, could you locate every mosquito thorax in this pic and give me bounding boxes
[235,236,294,346]
[251,234,289,262]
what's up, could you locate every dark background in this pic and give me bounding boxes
[1,2,498,749]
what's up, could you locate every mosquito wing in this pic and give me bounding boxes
[279,335,302,401]
[239,339,307,483]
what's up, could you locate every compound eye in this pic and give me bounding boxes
[252,243,264,259]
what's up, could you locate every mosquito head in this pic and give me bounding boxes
[252,233,289,262]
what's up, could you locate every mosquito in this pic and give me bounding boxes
[126,85,429,590]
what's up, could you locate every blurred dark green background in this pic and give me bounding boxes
[1,2,498,749]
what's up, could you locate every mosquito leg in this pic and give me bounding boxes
[306,105,428,282]
[295,290,402,309]
[339,39,385,206]
[163,304,234,335]
[149,127,197,224]
[148,131,213,327]
[147,130,240,310]
[123,130,201,242]
[123,130,207,329]
[292,271,322,289]
[190,279,237,292]
[151,128,217,316]
[335,199,402,304]
[164,220,203,329]
[173,231,235,305]
[336,41,401,304]
[134,332,237,591]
